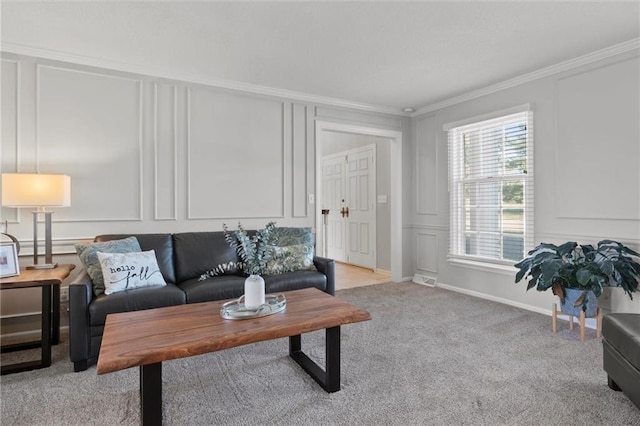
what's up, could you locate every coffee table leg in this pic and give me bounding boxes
[289,334,301,353]
[325,326,341,392]
[289,326,341,393]
[140,362,162,426]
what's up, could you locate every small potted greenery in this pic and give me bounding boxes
[223,221,277,276]
[514,240,640,316]
[223,221,276,309]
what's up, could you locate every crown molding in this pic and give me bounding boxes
[414,38,640,116]
[1,42,408,117]
[4,38,637,120]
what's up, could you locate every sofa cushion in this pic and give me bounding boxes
[173,232,240,283]
[95,234,176,284]
[98,250,167,295]
[264,270,327,294]
[88,283,185,326]
[602,313,640,369]
[178,275,246,304]
[75,236,142,296]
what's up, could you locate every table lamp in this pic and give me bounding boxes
[1,173,71,269]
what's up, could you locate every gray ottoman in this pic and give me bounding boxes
[602,313,640,409]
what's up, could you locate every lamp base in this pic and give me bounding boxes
[26,263,58,270]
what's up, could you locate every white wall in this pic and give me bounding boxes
[4,45,637,340]
[410,49,640,315]
[0,53,409,337]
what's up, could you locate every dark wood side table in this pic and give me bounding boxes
[1,264,75,375]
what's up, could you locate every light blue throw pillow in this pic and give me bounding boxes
[75,236,142,296]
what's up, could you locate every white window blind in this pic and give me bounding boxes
[448,110,534,264]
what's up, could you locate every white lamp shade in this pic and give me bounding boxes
[1,173,71,208]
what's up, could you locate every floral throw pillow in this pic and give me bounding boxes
[264,243,317,275]
[97,250,167,295]
[271,227,314,246]
[75,236,142,296]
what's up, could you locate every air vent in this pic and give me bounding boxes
[412,274,437,287]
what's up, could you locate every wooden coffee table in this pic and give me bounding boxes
[97,287,371,425]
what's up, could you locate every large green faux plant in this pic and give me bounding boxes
[514,240,640,311]
[223,221,277,276]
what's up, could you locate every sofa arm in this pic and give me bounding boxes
[69,270,94,370]
[313,256,335,296]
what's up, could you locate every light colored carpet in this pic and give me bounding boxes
[1,282,638,425]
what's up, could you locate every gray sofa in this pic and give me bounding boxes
[602,313,640,409]
[69,230,335,372]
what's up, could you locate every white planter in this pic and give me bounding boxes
[244,274,265,309]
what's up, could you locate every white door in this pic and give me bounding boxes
[345,148,376,269]
[321,145,376,269]
[322,155,346,262]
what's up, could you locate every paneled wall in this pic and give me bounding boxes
[1,58,312,249]
[0,54,407,337]
[39,66,144,223]
[410,50,640,315]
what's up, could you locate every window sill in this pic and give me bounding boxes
[447,256,517,276]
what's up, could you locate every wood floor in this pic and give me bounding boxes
[334,262,392,290]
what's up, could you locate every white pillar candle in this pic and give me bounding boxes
[244,275,265,309]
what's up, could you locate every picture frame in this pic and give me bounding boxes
[0,242,20,278]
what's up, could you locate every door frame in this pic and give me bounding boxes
[315,120,403,283]
[321,144,377,268]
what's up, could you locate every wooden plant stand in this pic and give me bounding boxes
[552,303,602,343]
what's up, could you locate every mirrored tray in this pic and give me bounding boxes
[220,293,287,320]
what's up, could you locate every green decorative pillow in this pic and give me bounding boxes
[75,236,142,296]
[271,227,315,246]
[199,227,317,280]
[264,243,317,275]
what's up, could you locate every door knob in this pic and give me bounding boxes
[340,207,349,218]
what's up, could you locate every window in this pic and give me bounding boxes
[447,108,533,265]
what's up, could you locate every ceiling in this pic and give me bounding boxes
[2,1,639,113]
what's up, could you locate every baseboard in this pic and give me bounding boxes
[1,329,41,341]
[0,311,43,319]
[1,306,70,340]
[435,281,597,330]
[1,325,69,342]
